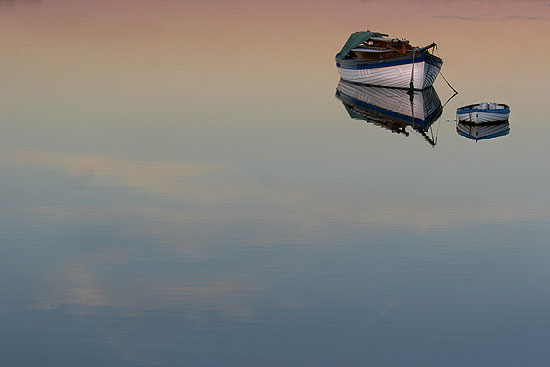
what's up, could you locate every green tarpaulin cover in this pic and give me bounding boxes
[336,31,388,60]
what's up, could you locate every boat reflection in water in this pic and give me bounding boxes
[335,79,443,146]
[456,120,510,142]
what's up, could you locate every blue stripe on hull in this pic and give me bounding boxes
[336,53,442,70]
[457,108,510,114]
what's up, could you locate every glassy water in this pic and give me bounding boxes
[2,1,550,365]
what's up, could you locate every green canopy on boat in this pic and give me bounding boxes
[336,31,388,59]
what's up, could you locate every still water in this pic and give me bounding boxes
[2,0,550,365]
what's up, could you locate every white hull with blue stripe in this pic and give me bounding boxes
[456,103,510,123]
[335,31,443,90]
[336,55,442,90]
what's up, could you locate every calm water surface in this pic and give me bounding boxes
[2,1,550,365]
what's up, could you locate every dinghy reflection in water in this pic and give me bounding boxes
[457,120,510,142]
[335,79,443,146]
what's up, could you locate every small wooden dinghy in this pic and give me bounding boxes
[457,120,510,141]
[335,79,443,146]
[335,31,443,90]
[456,102,510,123]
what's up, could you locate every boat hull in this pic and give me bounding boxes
[336,53,442,90]
[456,111,510,123]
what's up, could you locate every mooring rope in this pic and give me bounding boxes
[410,90,415,127]
[433,45,458,94]
[409,50,416,90]
[442,90,458,109]
[439,70,458,95]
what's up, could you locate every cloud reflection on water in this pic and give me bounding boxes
[3,150,229,200]
[4,149,550,231]
[5,147,549,327]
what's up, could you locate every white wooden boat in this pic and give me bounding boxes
[457,120,510,141]
[335,79,442,146]
[456,102,510,123]
[335,31,443,90]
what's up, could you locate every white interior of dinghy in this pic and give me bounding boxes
[471,103,506,110]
